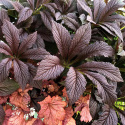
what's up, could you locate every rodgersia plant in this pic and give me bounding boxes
[0,0,125,125]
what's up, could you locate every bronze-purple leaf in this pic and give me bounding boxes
[0,41,12,55]
[2,20,20,54]
[65,67,87,105]
[10,1,24,12]
[0,58,12,82]
[18,31,37,54]
[27,63,42,89]
[17,7,33,24]
[79,61,123,82]
[77,0,93,20]
[101,22,123,41]
[13,59,30,90]
[34,34,45,48]
[92,104,118,125]
[84,71,117,106]
[0,0,13,9]
[63,16,79,31]
[0,8,10,24]
[93,0,106,22]
[40,11,53,30]
[99,0,125,22]
[52,20,71,59]
[27,0,34,10]
[78,41,114,59]
[69,23,91,59]
[20,48,50,60]
[34,55,64,80]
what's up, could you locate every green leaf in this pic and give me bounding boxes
[0,78,19,96]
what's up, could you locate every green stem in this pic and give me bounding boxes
[117,96,125,100]
[33,4,43,15]
[121,26,125,30]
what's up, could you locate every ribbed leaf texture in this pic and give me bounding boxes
[77,0,93,19]
[79,61,123,82]
[99,0,125,21]
[40,11,53,30]
[0,8,10,24]
[17,7,33,24]
[84,71,117,106]
[27,0,34,10]
[52,21,71,59]
[0,41,12,55]
[63,16,79,31]
[2,20,20,54]
[18,31,37,54]
[89,96,100,119]
[20,48,50,60]
[34,55,64,80]
[13,59,30,90]
[27,63,42,89]
[92,104,118,125]
[93,0,106,22]
[69,23,91,59]
[101,22,123,41]
[0,58,12,82]
[10,1,24,12]
[65,67,87,105]
[78,41,114,59]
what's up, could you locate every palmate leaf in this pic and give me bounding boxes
[0,58,12,82]
[63,16,79,31]
[77,0,93,19]
[20,48,50,60]
[99,0,125,22]
[65,67,87,105]
[78,41,114,59]
[0,105,5,124]
[17,7,33,24]
[27,63,42,89]
[27,0,34,10]
[78,0,124,40]
[84,71,117,106]
[0,8,10,24]
[101,22,123,41]
[0,0,13,9]
[89,95,101,119]
[104,14,125,24]
[34,55,64,80]
[13,59,30,90]
[40,11,53,30]
[0,41,12,55]
[52,20,71,59]
[79,61,123,82]
[10,1,24,12]
[92,104,118,125]
[44,3,57,16]
[93,0,106,22]
[18,31,37,54]
[0,78,19,96]
[69,23,91,59]
[2,20,20,54]
[34,34,45,48]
